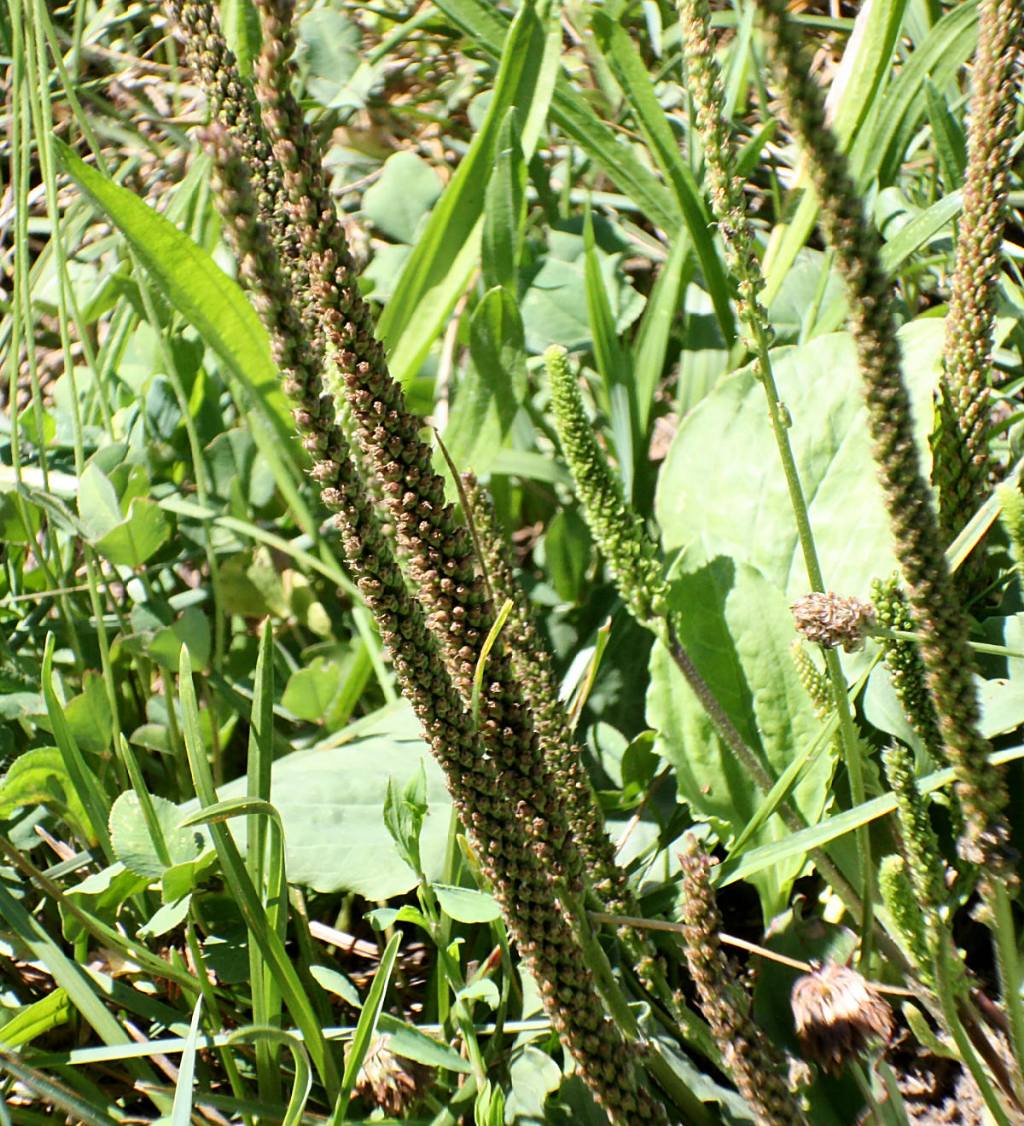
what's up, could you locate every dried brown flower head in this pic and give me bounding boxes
[790,592,876,652]
[349,1033,426,1116]
[791,961,894,1073]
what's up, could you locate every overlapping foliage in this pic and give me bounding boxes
[2,0,1024,1122]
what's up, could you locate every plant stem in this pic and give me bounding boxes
[932,937,1014,1126]
[989,879,1024,1088]
[677,0,874,956]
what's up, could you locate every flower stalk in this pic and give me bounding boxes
[678,0,876,952]
[678,835,807,1125]
[932,0,1024,562]
[755,0,1012,876]
[166,1,678,1116]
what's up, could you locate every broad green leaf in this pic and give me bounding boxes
[77,462,172,566]
[77,463,123,540]
[55,141,297,458]
[0,747,92,844]
[297,7,361,108]
[212,704,454,899]
[432,883,502,923]
[311,964,363,1008]
[376,1013,472,1072]
[95,498,170,567]
[149,607,212,673]
[363,151,442,244]
[109,791,214,879]
[506,1045,564,1122]
[64,672,113,756]
[655,319,946,600]
[647,561,834,915]
[519,227,645,355]
[377,0,560,383]
[139,895,193,940]
[281,658,343,723]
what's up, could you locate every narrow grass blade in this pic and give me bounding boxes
[41,633,113,859]
[717,745,1024,888]
[584,213,640,497]
[482,110,527,294]
[815,190,963,333]
[377,0,559,384]
[763,0,910,301]
[590,13,734,341]
[0,872,132,1051]
[632,226,691,436]
[169,997,204,1126]
[246,621,283,1101]
[54,141,297,458]
[852,0,979,186]
[0,988,70,1049]
[924,79,967,191]
[0,1051,121,1126]
[177,646,339,1092]
[329,931,403,1124]
[432,0,681,233]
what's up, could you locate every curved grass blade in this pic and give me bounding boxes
[377,0,560,384]
[54,140,297,460]
[226,1027,312,1126]
[328,931,403,1125]
[590,12,734,342]
[177,647,339,1092]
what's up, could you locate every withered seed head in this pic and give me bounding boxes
[790,591,876,652]
[791,961,894,1073]
[349,1033,426,1116]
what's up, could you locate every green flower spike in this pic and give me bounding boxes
[878,855,933,979]
[872,577,945,766]
[545,345,668,627]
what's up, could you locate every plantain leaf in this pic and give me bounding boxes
[647,561,834,917]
